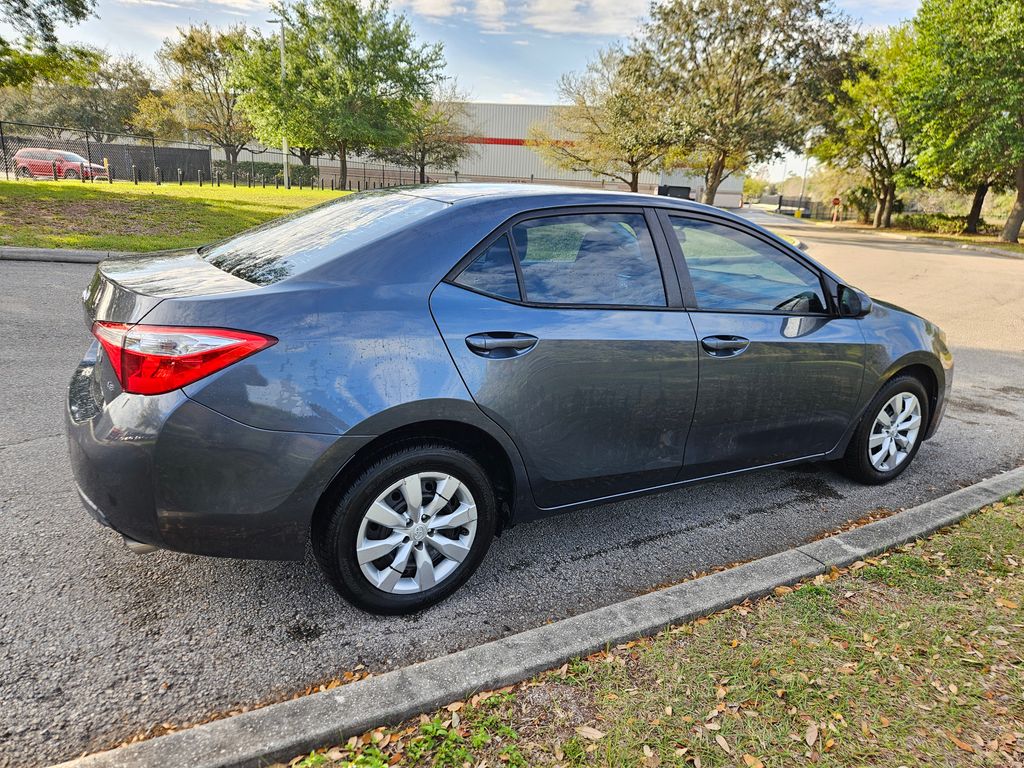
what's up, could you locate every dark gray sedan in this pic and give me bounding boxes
[66,184,952,613]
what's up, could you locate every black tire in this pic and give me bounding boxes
[313,443,496,614]
[839,375,930,485]
[63,169,79,179]
[16,166,32,179]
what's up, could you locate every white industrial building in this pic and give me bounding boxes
[423,102,744,208]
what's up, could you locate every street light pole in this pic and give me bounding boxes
[269,17,290,189]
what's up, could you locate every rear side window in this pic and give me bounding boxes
[510,212,665,307]
[454,235,520,300]
[200,190,448,285]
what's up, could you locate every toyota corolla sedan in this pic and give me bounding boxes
[66,184,952,614]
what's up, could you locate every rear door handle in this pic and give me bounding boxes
[466,333,538,357]
[700,335,750,357]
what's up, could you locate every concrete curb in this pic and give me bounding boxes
[0,246,133,264]
[870,231,1022,260]
[52,465,1024,768]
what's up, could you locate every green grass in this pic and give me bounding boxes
[0,180,349,252]
[281,495,1024,768]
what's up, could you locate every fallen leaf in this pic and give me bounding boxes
[996,598,1019,610]
[715,734,732,754]
[805,722,819,748]
[948,732,975,753]
[446,701,464,713]
[576,726,605,741]
[742,755,764,768]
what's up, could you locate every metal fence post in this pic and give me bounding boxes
[84,132,93,182]
[0,120,7,180]
[132,164,138,185]
[198,169,203,187]
[177,168,183,185]
[151,137,158,183]
[80,163,85,182]
[52,160,58,181]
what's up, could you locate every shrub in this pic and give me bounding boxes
[213,160,321,186]
[892,212,995,235]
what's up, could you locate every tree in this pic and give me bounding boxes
[810,27,915,228]
[2,51,151,139]
[1,0,96,87]
[134,24,252,162]
[904,0,1024,242]
[528,47,674,192]
[368,80,474,183]
[634,0,855,205]
[231,0,443,184]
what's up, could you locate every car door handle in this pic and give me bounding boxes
[700,335,750,357]
[465,333,538,357]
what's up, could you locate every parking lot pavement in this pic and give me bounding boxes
[2,238,1023,767]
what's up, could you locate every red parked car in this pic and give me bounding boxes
[13,147,108,180]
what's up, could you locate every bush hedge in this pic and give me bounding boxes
[892,212,996,236]
[213,160,321,186]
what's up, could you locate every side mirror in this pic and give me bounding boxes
[838,284,872,317]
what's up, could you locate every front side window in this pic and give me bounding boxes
[509,212,666,307]
[454,235,520,300]
[669,217,828,313]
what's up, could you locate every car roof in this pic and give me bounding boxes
[399,182,711,212]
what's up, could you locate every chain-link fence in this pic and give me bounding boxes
[0,120,429,191]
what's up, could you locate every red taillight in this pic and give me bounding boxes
[91,321,277,395]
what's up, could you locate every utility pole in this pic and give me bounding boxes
[270,17,290,189]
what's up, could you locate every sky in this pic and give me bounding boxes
[22,0,921,179]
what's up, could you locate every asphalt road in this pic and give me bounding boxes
[2,220,1023,767]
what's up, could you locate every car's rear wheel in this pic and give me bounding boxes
[840,375,929,485]
[16,166,32,179]
[313,443,496,614]
[63,168,79,179]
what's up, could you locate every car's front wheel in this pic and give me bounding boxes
[314,443,496,614]
[840,375,929,484]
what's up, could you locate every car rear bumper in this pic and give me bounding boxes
[66,352,372,560]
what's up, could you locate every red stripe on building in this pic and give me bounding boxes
[465,136,527,146]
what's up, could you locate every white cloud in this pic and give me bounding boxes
[522,0,647,36]
[512,38,530,45]
[474,0,508,32]
[399,0,466,18]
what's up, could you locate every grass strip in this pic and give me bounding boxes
[0,180,348,252]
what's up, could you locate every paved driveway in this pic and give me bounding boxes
[1,224,1022,766]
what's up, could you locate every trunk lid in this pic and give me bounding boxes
[83,249,255,327]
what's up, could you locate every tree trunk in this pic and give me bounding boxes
[338,141,348,188]
[1000,164,1024,243]
[881,183,896,228]
[224,146,240,165]
[419,163,426,184]
[629,169,639,193]
[872,193,885,228]
[297,147,313,166]
[702,153,727,205]
[965,181,989,234]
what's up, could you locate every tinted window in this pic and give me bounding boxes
[201,190,447,285]
[58,151,88,163]
[510,212,665,306]
[669,217,827,313]
[455,235,520,300]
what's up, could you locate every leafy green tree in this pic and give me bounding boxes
[904,0,1024,242]
[810,27,915,228]
[2,51,151,139]
[368,80,474,183]
[529,47,674,192]
[635,0,855,205]
[133,24,252,162]
[231,0,443,184]
[1,0,96,86]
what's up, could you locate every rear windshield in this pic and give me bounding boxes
[200,190,448,285]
